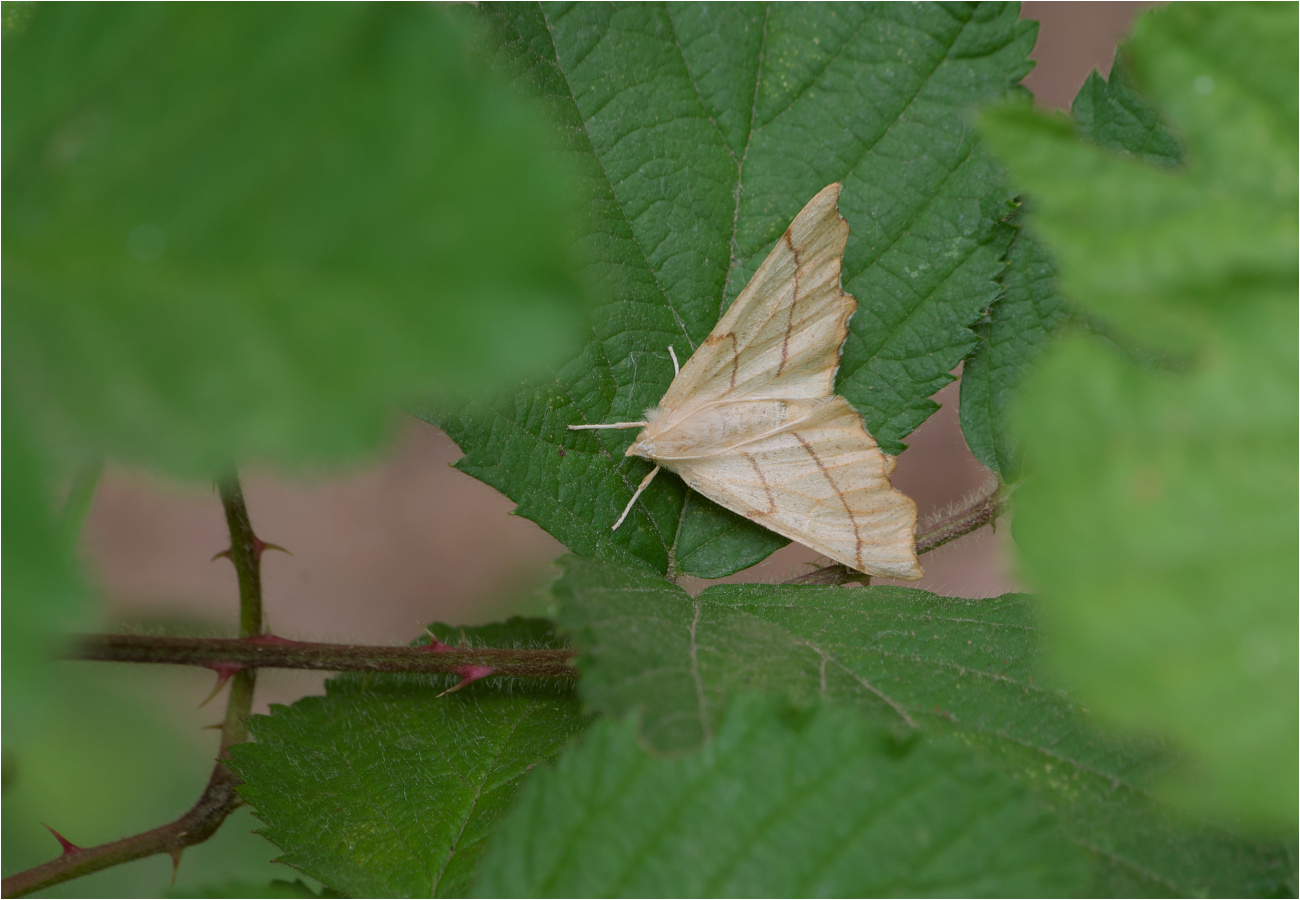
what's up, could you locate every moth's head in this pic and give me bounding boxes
[625,407,662,459]
[625,438,654,459]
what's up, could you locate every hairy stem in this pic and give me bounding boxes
[72,634,579,679]
[2,473,264,898]
[913,482,1006,556]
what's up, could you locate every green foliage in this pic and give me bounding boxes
[959,52,1181,480]
[478,694,1088,898]
[957,223,1067,479]
[1070,55,1183,168]
[0,400,86,740]
[432,2,1035,578]
[982,7,1295,355]
[553,555,1293,896]
[3,3,588,479]
[229,620,585,898]
[170,879,329,899]
[979,3,1297,827]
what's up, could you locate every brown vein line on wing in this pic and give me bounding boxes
[777,229,801,376]
[721,305,848,399]
[693,269,832,396]
[792,432,864,570]
[703,330,741,390]
[741,451,777,514]
[731,483,899,547]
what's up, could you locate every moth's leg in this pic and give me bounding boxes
[668,345,680,376]
[612,465,660,530]
[568,421,648,430]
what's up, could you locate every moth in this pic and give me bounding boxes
[571,183,923,580]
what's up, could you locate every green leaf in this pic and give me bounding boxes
[433,2,1036,578]
[958,51,1183,480]
[1,398,88,744]
[169,878,332,899]
[554,556,1294,896]
[1070,55,1184,168]
[3,4,588,478]
[957,222,1067,479]
[980,7,1296,354]
[980,4,1297,827]
[1014,333,1297,829]
[230,619,585,898]
[477,694,1088,898]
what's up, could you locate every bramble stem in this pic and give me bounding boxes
[913,482,1006,556]
[2,473,264,898]
[218,476,264,638]
[71,634,578,679]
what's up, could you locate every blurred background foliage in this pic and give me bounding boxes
[982,2,1297,827]
[5,3,589,477]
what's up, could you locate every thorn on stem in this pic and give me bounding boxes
[42,824,82,856]
[211,535,290,564]
[437,666,495,697]
[198,663,243,707]
[418,626,453,653]
[168,847,184,884]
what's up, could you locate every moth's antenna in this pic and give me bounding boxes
[668,345,680,376]
[612,465,660,530]
[568,421,648,431]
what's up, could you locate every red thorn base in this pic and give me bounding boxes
[42,824,82,856]
[211,535,290,564]
[198,663,243,707]
[437,665,495,697]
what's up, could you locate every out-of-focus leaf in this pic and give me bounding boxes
[477,694,1088,898]
[169,878,331,898]
[554,555,1295,896]
[4,4,587,478]
[1071,54,1184,168]
[957,221,1067,479]
[958,49,1183,480]
[981,3,1297,827]
[981,7,1295,354]
[230,619,585,898]
[0,398,87,743]
[434,3,1036,577]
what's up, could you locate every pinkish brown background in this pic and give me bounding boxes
[78,3,1156,709]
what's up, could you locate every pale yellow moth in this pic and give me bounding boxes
[570,183,923,580]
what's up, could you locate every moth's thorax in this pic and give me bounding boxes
[626,399,818,462]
